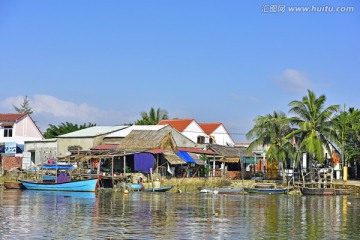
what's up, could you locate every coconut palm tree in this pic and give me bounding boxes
[334,107,360,177]
[135,107,169,125]
[246,111,293,184]
[288,89,340,163]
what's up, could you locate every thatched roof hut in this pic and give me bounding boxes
[116,130,177,153]
[208,144,249,163]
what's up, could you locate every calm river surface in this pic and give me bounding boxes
[1,188,360,239]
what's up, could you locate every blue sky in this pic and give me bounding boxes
[1,0,359,142]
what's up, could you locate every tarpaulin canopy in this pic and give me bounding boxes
[177,150,196,164]
[134,153,154,174]
[41,164,75,170]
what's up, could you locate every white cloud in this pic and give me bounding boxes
[32,95,94,118]
[0,95,135,131]
[275,69,312,93]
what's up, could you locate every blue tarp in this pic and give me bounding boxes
[41,164,75,170]
[134,153,154,174]
[177,151,196,164]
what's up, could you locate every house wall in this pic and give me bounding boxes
[211,125,235,146]
[57,136,104,157]
[182,121,209,144]
[0,115,43,145]
[24,140,57,166]
[15,116,43,139]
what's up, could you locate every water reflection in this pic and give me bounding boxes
[1,188,360,239]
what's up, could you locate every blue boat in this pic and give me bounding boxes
[127,183,144,191]
[20,164,99,192]
[143,185,173,192]
[20,178,99,192]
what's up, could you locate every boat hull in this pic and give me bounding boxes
[200,186,244,194]
[300,187,335,195]
[335,189,352,195]
[128,183,144,191]
[4,181,24,189]
[244,187,289,194]
[143,185,173,192]
[20,178,98,192]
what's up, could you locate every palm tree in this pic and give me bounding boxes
[135,107,169,125]
[246,111,293,184]
[288,89,340,163]
[336,107,360,177]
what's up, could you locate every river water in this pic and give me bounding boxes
[1,188,360,239]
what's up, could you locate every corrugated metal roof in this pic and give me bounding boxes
[178,147,217,155]
[58,126,128,138]
[146,148,165,154]
[188,152,206,165]
[164,152,186,165]
[106,125,166,138]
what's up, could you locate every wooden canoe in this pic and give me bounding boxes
[300,187,335,195]
[3,181,24,189]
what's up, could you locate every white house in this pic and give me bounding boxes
[0,113,43,146]
[199,123,235,146]
[157,119,209,144]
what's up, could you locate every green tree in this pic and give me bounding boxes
[43,122,96,138]
[342,108,360,167]
[13,96,33,114]
[246,111,293,184]
[135,107,169,125]
[288,89,340,162]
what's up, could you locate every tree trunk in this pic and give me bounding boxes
[282,166,286,185]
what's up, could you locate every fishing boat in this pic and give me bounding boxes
[300,187,352,196]
[3,181,24,189]
[20,178,99,192]
[20,164,99,192]
[244,187,289,194]
[300,187,335,195]
[199,186,244,194]
[143,185,173,192]
[127,183,144,191]
[335,189,352,195]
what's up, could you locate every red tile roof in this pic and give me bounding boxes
[157,119,194,132]
[198,123,222,135]
[0,113,27,122]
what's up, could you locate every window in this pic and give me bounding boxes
[197,136,205,144]
[30,151,36,164]
[4,126,13,137]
